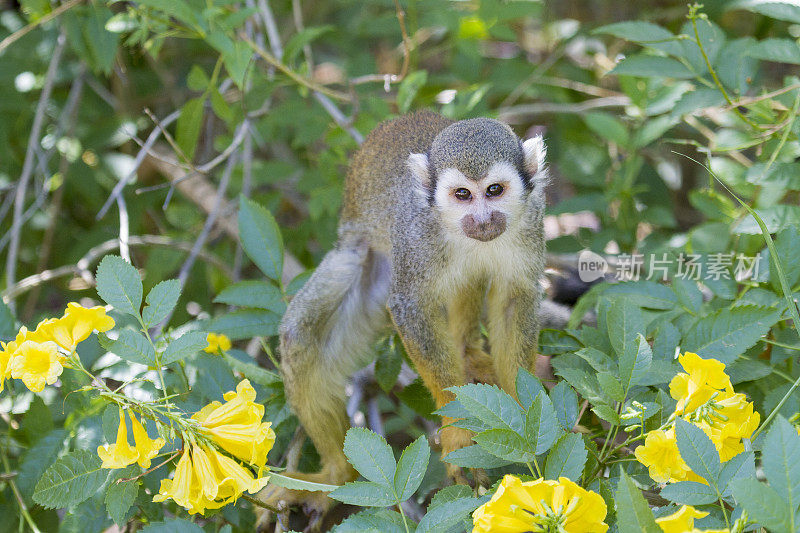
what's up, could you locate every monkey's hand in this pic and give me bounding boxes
[439,422,490,489]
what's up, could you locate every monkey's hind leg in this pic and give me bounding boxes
[256,241,391,525]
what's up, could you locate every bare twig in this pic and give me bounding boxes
[2,235,235,301]
[0,0,82,53]
[313,92,364,144]
[498,96,631,123]
[117,194,130,262]
[349,0,411,87]
[5,32,66,312]
[96,110,181,219]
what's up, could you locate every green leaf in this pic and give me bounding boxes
[397,70,428,113]
[748,38,800,64]
[618,334,653,397]
[591,403,620,425]
[268,472,337,492]
[0,298,16,339]
[614,470,660,533]
[597,372,624,402]
[682,305,781,364]
[659,481,718,505]
[543,432,586,481]
[442,445,512,469]
[671,88,727,119]
[161,330,207,365]
[604,281,677,309]
[33,450,107,509]
[63,6,119,74]
[416,497,482,533]
[187,65,209,91]
[762,416,800,510]
[282,25,333,65]
[734,205,800,234]
[447,383,525,434]
[594,21,681,55]
[96,255,142,317]
[515,367,546,410]
[730,0,800,23]
[134,0,198,27]
[16,429,67,498]
[329,481,397,507]
[538,329,582,356]
[238,196,284,281]
[608,54,694,79]
[142,279,181,327]
[140,519,204,533]
[334,508,409,533]
[394,435,430,501]
[343,427,396,487]
[731,478,793,532]
[675,419,721,486]
[112,329,156,365]
[222,351,281,386]
[105,480,138,526]
[583,112,629,147]
[473,428,535,462]
[770,225,800,292]
[175,97,204,162]
[606,298,644,359]
[525,392,561,454]
[550,382,579,431]
[208,309,280,339]
[719,451,755,497]
[375,340,402,392]
[213,280,285,313]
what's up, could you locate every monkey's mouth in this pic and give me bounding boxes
[460,212,507,242]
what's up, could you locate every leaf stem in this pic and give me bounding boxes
[1,447,41,533]
[397,503,411,533]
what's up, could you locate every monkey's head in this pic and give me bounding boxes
[406,118,546,243]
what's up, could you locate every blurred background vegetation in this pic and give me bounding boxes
[2,0,800,530]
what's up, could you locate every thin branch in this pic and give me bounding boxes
[313,92,364,144]
[0,0,82,53]
[96,110,181,219]
[256,0,283,58]
[498,96,631,123]
[5,31,66,312]
[117,194,130,262]
[2,236,235,301]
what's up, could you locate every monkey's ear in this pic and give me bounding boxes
[522,136,547,176]
[407,153,431,189]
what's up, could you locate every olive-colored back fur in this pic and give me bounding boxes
[341,110,453,248]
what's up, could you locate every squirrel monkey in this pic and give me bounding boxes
[260,110,548,517]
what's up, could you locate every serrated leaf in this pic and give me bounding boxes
[538,328,583,356]
[416,497,482,533]
[16,429,68,498]
[334,508,408,533]
[731,478,793,532]
[659,481,718,505]
[762,416,800,510]
[473,428,535,462]
[394,435,430,501]
[111,329,155,365]
[619,334,652,397]
[96,255,142,317]
[550,382,579,431]
[141,519,204,533]
[239,196,283,281]
[730,0,800,23]
[604,281,677,309]
[597,372,624,402]
[675,419,721,486]
[593,21,681,55]
[142,279,181,327]
[161,330,207,365]
[608,54,694,79]
[105,480,138,526]
[543,433,586,481]
[748,37,800,64]
[442,445,513,469]
[268,472,337,492]
[615,470,660,533]
[682,305,781,364]
[515,367,545,410]
[606,298,644,360]
[343,428,396,487]
[591,403,620,425]
[447,383,525,434]
[213,280,285,313]
[719,451,755,497]
[584,112,629,146]
[208,309,281,339]
[525,392,560,454]
[329,481,397,507]
[33,450,107,509]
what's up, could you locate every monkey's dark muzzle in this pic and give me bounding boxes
[461,211,507,242]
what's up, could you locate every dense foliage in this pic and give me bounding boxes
[3,0,800,531]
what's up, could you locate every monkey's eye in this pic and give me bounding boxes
[454,188,472,201]
[486,184,504,197]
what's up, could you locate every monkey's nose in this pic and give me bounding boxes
[461,212,507,242]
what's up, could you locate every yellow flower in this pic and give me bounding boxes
[51,302,115,351]
[154,447,198,512]
[0,342,12,393]
[192,380,275,466]
[129,411,165,469]
[204,333,231,354]
[670,353,731,415]
[206,445,270,502]
[98,408,140,469]
[634,429,691,483]
[472,474,608,533]
[656,505,708,533]
[9,341,63,392]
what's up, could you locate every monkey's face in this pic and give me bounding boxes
[432,161,525,242]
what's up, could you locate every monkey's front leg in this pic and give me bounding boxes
[388,291,475,485]
[487,282,543,396]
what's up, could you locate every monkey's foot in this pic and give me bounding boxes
[255,471,339,532]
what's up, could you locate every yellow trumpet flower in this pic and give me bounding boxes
[129,411,165,469]
[98,408,140,469]
[51,302,115,351]
[204,333,232,354]
[9,340,63,393]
